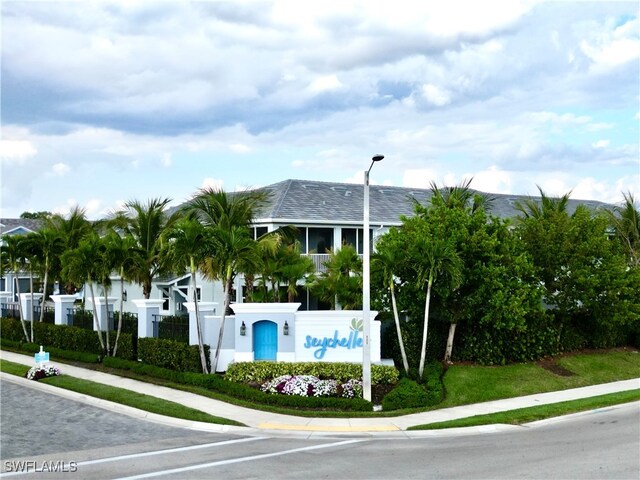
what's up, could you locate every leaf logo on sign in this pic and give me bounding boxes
[350,318,363,332]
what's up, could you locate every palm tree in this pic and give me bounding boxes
[164,217,212,374]
[114,198,182,299]
[372,247,410,374]
[606,191,640,266]
[428,178,495,213]
[1,235,30,341]
[514,186,572,220]
[186,187,268,373]
[311,244,363,310]
[416,237,462,378]
[100,231,140,357]
[29,228,64,322]
[61,234,106,354]
[46,206,93,294]
[277,242,316,303]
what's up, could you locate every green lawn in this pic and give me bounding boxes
[0,360,245,427]
[409,389,640,430]
[439,349,640,408]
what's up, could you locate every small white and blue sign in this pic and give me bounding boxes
[34,346,49,365]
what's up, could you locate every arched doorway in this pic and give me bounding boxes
[253,320,277,360]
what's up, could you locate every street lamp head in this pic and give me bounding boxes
[372,154,384,162]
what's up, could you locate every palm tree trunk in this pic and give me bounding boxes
[211,276,231,373]
[191,260,209,374]
[444,323,457,363]
[418,274,433,378]
[88,281,106,354]
[113,273,124,357]
[104,286,110,354]
[390,280,409,374]
[39,266,48,323]
[14,278,29,342]
[29,268,34,342]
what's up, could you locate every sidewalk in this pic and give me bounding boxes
[2,350,638,437]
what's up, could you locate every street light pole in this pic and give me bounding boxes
[363,154,383,403]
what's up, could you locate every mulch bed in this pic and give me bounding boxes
[535,358,575,377]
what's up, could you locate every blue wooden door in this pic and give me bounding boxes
[253,321,277,360]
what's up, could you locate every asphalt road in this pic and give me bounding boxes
[2,380,639,480]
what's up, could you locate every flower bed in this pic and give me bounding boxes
[26,365,61,381]
[261,374,363,399]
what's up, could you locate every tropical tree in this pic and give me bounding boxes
[45,206,93,294]
[100,231,140,357]
[414,236,462,378]
[0,235,30,341]
[163,217,212,373]
[61,234,107,354]
[310,244,363,310]
[372,240,409,374]
[606,191,640,266]
[276,241,316,303]
[516,188,639,350]
[186,187,268,373]
[513,186,572,220]
[29,228,64,322]
[114,198,181,299]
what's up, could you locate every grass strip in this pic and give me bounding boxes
[0,360,245,427]
[408,389,640,430]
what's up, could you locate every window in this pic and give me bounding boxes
[253,226,268,239]
[341,228,371,254]
[308,227,333,253]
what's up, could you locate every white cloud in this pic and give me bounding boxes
[308,75,343,93]
[51,162,70,176]
[200,177,224,191]
[230,143,251,153]
[580,17,640,73]
[0,140,37,164]
[402,168,440,189]
[592,140,610,149]
[161,153,172,167]
[421,84,451,107]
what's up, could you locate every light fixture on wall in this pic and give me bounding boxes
[283,321,289,336]
[240,321,246,336]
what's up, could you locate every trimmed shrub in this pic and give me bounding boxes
[103,356,372,411]
[224,361,399,385]
[1,318,133,359]
[381,378,430,411]
[0,338,101,363]
[137,337,210,373]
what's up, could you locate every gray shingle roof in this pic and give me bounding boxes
[0,218,43,235]
[253,179,610,225]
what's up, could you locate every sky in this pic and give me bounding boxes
[1,0,639,219]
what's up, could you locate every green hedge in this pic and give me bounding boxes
[137,337,210,373]
[224,361,399,385]
[0,318,134,360]
[0,338,101,363]
[382,361,445,411]
[103,357,373,411]
[382,378,430,410]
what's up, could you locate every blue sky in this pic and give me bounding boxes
[1,0,638,219]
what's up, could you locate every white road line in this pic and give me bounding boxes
[115,439,367,480]
[0,437,267,477]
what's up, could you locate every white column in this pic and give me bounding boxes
[50,295,77,326]
[133,299,165,338]
[94,297,117,331]
[184,301,217,345]
[19,293,43,322]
